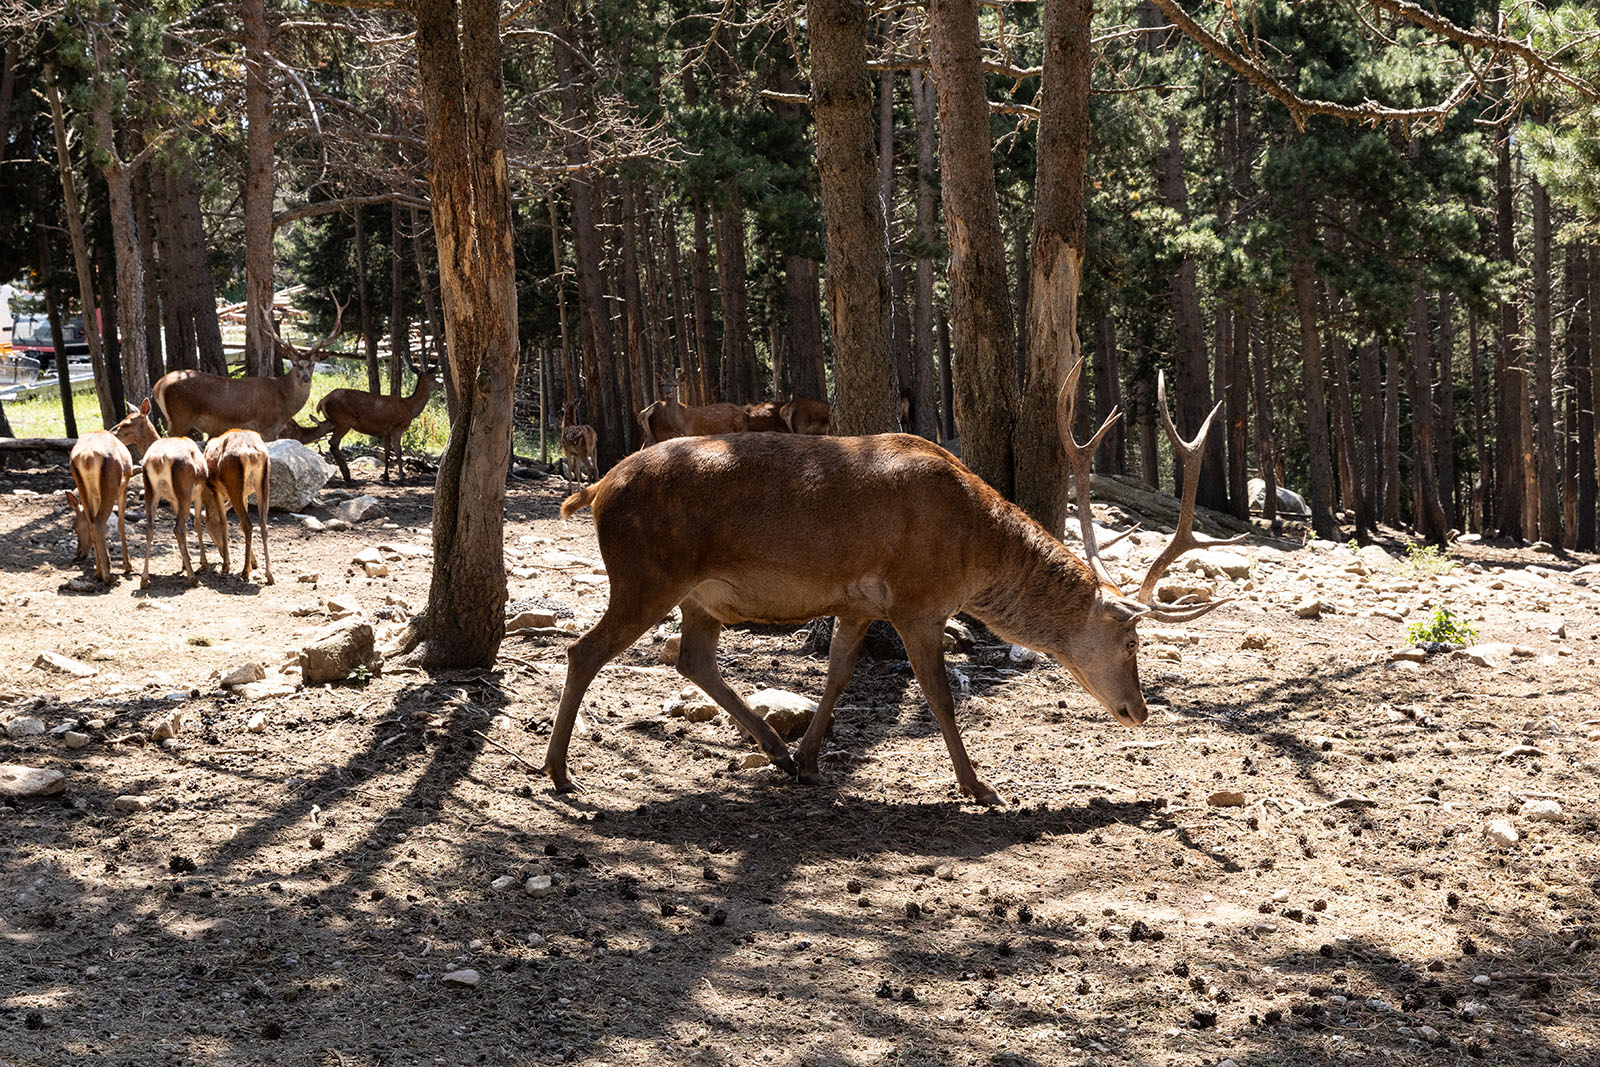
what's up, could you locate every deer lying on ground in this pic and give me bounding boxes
[316,364,439,484]
[560,399,599,484]
[65,400,160,584]
[545,360,1241,804]
[201,429,273,584]
[779,396,831,435]
[153,300,343,441]
[140,435,215,589]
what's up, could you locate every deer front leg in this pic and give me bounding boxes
[675,602,797,776]
[328,428,354,484]
[896,617,1002,806]
[795,616,870,785]
[174,500,198,586]
[116,475,133,574]
[139,476,156,589]
[257,484,273,585]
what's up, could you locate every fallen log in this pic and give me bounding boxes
[0,437,75,454]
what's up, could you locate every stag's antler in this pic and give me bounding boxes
[1130,371,1249,619]
[1057,357,1137,589]
[299,294,348,356]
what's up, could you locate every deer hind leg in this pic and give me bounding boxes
[256,471,273,585]
[543,586,684,794]
[139,474,156,589]
[674,600,797,776]
[174,493,199,585]
[328,428,354,484]
[795,616,871,784]
[116,473,133,574]
[895,617,1001,806]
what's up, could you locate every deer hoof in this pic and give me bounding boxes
[798,770,826,787]
[967,781,1004,807]
[772,752,798,777]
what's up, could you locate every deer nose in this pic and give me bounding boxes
[1113,702,1149,727]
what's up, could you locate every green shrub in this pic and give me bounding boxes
[1406,605,1477,646]
[1401,540,1454,576]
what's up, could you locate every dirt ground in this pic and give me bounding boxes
[1,446,1597,1067]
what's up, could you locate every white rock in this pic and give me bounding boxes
[237,679,298,702]
[267,439,333,512]
[33,651,97,678]
[524,875,555,899]
[63,731,90,749]
[1417,1025,1440,1042]
[1239,628,1272,650]
[246,711,268,733]
[112,794,156,813]
[1357,545,1396,570]
[1157,580,1213,604]
[1294,597,1323,619]
[507,610,558,631]
[353,547,384,565]
[327,595,362,621]
[5,716,47,739]
[331,495,387,524]
[1188,549,1253,579]
[441,968,481,988]
[362,561,389,579]
[1521,799,1564,823]
[220,662,267,688]
[1484,819,1519,847]
[1389,648,1427,663]
[491,874,518,891]
[0,764,66,797]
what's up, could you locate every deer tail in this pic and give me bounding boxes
[560,485,597,519]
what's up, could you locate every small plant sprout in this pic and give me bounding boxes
[1401,540,1455,576]
[1407,605,1478,647]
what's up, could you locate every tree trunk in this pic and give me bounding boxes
[714,199,757,404]
[938,307,955,442]
[1468,308,1487,531]
[90,33,149,407]
[1493,126,1527,540]
[1382,343,1403,527]
[879,67,912,414]
[409,0,520,668]
[1357,335,1382,524]
[808,0,899,434]
[1326,328,1369,533]
[1093,312,1125,474]
[1408,287,1449,543]
[1251,318,1276,523]
[690,198,718,404]
[131,150,164,390]
[1590,239,1600,549]
[38,236,79,439]
[1138,373,1160,490]
[1437,292,1457,528]
[411,207,443,372]
[390,203,410,394]
[665,209,692,387]
[45,64,117,428]
[909,66,940,439]
[1531,178,1561,547]
[927,0,1018,491]
[242,0,276,378]
[1015,0,1092,535]
[1291,254,1336,539]
[354,208,379,393]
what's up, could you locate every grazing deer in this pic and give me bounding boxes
[281,418,334,445]
[64,400,160,584]
[636,399,680,447]
[744,401,791,433]
[316,364,439,484]
[560,399,599,484]
[202,429,273,584]
[544,360,1240,805]
[139,436,214,589]
[778,396,831,435]
[153,300,344,441]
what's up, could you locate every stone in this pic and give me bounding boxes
[524,875,555,899]
[299,620,382,685]
[64,575,100,593]
[682,700,720,723]
[441,969,481,989]
[1208,790,1248,807]
[1239,628,1272,651]
[112,794,156,813]
[658,634,681,665]
[33,651,97,678]
[1007,644,1044,665]
[491,874,518,891]
[63,731,90,749]
[739,753,771,770]
[266,439,333,512]
[747,688,819,740]
[1461,643,1517,668]
[1187,550,1253,579]
[507,610,558,631]
[5,716,46,739]
[1484,819,1519,848]
[1357,545,1396,570]
[150,711,184,742]
[1248,478,1311,518]
[1157,580,1213,604]
[219,662,266,688]
[0,764,66,798]
[246,712,268,733]
[297,515,325,532]
[362,561,389,579]
[326,595,362,621]
[330,495,386,524]
[237,679,298,702]
[1521,799,1564,823]
[1389,648,1428,663]
[353,547,384,565]
[1294,597,1323,619]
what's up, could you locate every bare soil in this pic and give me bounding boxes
[1,450,1597,1067]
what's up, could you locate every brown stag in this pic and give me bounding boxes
[202,429,274,584]
[544,359,1239,804]
[316,365,439,484]
[153,299,344,441]
[64,400,160,584]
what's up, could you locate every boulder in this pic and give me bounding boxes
[1357,544,1397,571]
[219,662,266,688]
[5,716,46,739]
[299,619,382,684]
[1521,799,1564,823]
[1247,477,1311,519]
[0,764,66,798]
[33,651,97,678]
[1187,550,1253,579]
[266,439,333,512]
[747,688,819,740]
[1484,819,1519,848]
[331,495,387,524]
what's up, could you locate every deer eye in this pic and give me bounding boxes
[1126,639,1137,653]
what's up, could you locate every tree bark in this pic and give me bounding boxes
[909,66,940,439]
[1468,307,1488,531]
[1326,327,1369,533]
[1291,253,1337,539]
[1382,342,1403,527]
[1493,126,1527,539]
[390,203,410,395]
[1357,335,1382,524]
[410,0,520,668]
[1408,287,1449,543]
[714,198,757,404]
[242,0,276,378]
[38,235,79,439]
[1093,312,1125,474]
[130,148,164,390]
[1251,315,1276,523]
[879,67,912,414]
[927,0,1018,490]
[90,32,149,406]
[355,208,379,393]
[1590,239,1600,549]
[1437,292,1457,528]
[1531,177,1561,547]
[689,199,718,404]
[411,207,443,372]
[1015,0,1092,535]
[808,0,899,434]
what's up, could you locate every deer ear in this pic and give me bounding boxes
[139,398,151,415]
[65,490,79,509]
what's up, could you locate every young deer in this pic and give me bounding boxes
[139,436,214,589]
[316,365,439,483]
[560,399,599,484]
[65,400,160,584]
[202,429,273,584]
[778,396,831,435]
[545,360,1240,804]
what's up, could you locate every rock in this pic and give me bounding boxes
[299,620,381,685]
[150,711,184,742]
[0,764,66,798]
[266,439,333,512]
[1248,478,1311,518]
[1294,597,1323,619]
[441,969,481,989]
[353,547,384,565]
[63,731,90,749]
[362,561,389,579]
[1389,648,1428,663]
[1188,549,1253,579]
[1521,799,1564,823]
[1484,819,1519,848]
[682,700,720,723]
[1007,644,1044,665]
[491,874,518,891]
[524,875,555,899]
[237,679,298,702]
[297,515,325,532]
[331,495,386,524]
[1461,643,1516,668]
[219,662,266,688]
[33,651,97,678]
[1498,744,1546,761]
[1208,790,1248,807]
[5,716,46,739]
[326,595,362,621]
[1157,580,1213,604]
[1357,545,1396,570]
[64,575,101,593]
[112,794,156,813]
[747,688,818,740]
[246,712,268,733]
[1239,628,1272,651]
[1145,628,1200,645]
[507,610,558,631]
[658,634,681,665]
[1417,1025,1440,1042]
[739,753,771,769]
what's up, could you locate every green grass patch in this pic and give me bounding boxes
[1400,540,1455,576]
[5,385,110,437]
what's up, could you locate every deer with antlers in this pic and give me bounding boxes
[64,400,160,585]
[560,399,599,484]
[316,362,440,484]
[544,359,1241,804]
[153,299,344,441]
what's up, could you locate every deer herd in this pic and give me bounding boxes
[55,298,1236,805]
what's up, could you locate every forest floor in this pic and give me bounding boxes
[0,448,1597,1067]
